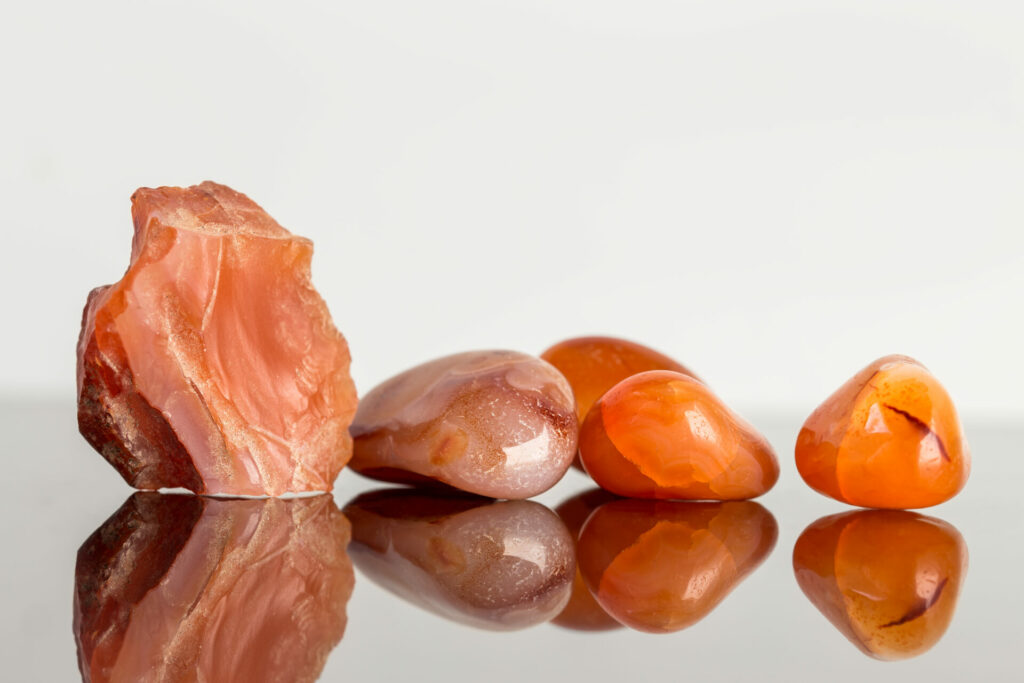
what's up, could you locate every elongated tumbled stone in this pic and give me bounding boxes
[76,182,357,496]
[349,350,578,498]
[344,489,575,630]
[74,493,353,683]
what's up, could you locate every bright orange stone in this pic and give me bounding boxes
[550,489,621,632]
[793,510,968,660]
[540,336,698,424]
[76,182,357,495]
[579,370,779,500]
[577,500,777,633]
[795,355,970,509]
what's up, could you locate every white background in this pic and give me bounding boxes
[2,0,1022,420]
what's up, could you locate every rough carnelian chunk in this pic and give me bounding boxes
[795,355,970,508]
[579,370,778,500]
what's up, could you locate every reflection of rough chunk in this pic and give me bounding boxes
[74,493,354,682]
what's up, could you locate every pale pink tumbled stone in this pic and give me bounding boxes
[349,350,578,499]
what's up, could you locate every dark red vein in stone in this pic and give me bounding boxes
[881,577,948,628]
[882,403,951,462]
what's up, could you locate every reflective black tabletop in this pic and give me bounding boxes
[3,400,1020,682]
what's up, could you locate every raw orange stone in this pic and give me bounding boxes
[793,510,968,660]
[795,355,970,509]
[349,350,578,499]
[550,489,622,632]
[76,182,357,496]
[579,370,779,500]
[578,500,777,633]
[73,493,354,683]
[540,336,698,424]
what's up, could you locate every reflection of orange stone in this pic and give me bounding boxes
[793,510,968,660]
[579,370,778,500]
[577,500,776,633]
[344,489,575,630]
[551,489,621,631]
[73,493,354,683]
[795,355,970,508]
[540,336,697,423]
[76,182,357,496]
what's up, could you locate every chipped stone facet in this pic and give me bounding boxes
[795,355,970,508]
[349,350,578,499]
[76,182,357,495]
[73,493,353,683]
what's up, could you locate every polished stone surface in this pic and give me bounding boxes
[796,355,970,508]
[1,400,1020,681]
[350,350,578,498]
[579,370,779,500]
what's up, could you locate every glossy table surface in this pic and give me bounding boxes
[3,400,1021,682]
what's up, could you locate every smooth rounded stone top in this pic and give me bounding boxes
[541,335,699,423]
[343,489,575,630]
[793,510,968,660]
[349,350,579,499]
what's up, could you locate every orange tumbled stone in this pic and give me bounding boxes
[579,370,779,500]
[795,355,970,509]
[550,489,621,631]
[74,493,354,682]
[76,182,357,496]
[577,500,777,633]
[540,336,698,424]
[793,510,968,660]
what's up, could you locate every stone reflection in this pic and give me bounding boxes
[343,489,575,630]
[73,493,354,683]
[578,500,777,633]
[551,489,622,631]
[793,510,967,660]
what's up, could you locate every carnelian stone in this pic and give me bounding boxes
[579,370,779,500]
[74,493,353,683]
[795,355,970,508]
[540,336,698,424]
[550,489,622,631]
[350,350,578,499]
[76,182,357,496]
[578,500,777,633]
[793,510,968,660]
[343,489,575,630]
